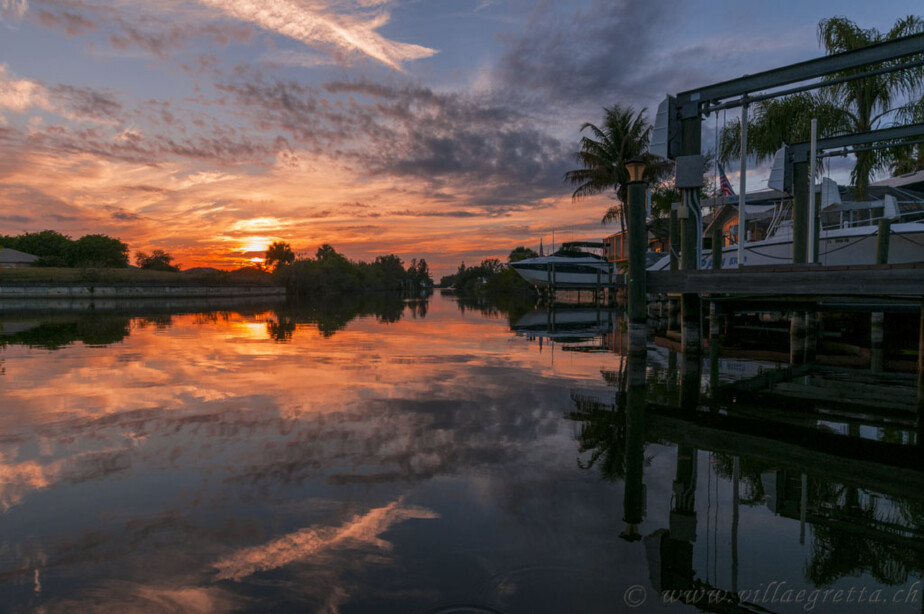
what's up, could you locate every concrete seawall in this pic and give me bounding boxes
[0,284,287,299]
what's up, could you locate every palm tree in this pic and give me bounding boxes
[265,241,294,271]
[564,104,668,230]
[720,16,924,200]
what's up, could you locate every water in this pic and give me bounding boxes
[0,295,921,613]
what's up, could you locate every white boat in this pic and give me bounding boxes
[650,192,924,270]
[510,247,615,288]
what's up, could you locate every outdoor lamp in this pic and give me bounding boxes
[625,157,646,183]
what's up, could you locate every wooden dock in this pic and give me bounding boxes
[648,263,924,297]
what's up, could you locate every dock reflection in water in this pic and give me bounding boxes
[0,295,921,612]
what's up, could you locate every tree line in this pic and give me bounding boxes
[268,242,434,294]
[1,230,131,268]
[439,246,538,297]
[1,229,182,271]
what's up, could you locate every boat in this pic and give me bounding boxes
[649,184,924,270]
[510,243,615,288]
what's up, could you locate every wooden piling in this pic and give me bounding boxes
[877,219,891,265]
[871,311,885,372]
[804,311,818,363]
[790,312,806,365]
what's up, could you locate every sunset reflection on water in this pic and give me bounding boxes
[0,296,622,612]
[2,295,923,613]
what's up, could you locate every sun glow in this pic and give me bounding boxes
[240,237,272,253]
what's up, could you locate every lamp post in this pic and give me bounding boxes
[626,157,647,354]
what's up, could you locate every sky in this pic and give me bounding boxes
[0,0,921,273]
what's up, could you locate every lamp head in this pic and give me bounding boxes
[625,157,646,183]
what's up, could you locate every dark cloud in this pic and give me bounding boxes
[50,84,122,120]
[217,75,574,209]
[34,9,97,36]
[496,0,686,106]
[31,1,255,57]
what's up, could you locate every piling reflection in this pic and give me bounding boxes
[565,303,924,612]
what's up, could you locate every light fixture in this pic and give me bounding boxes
[625,157,646,183]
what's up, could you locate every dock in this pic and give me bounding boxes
[648,263,924,297]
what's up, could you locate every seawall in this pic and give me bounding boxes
[0,284,286,299]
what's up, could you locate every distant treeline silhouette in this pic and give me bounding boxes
[440,247,538,298]
[272,244,433,294]
[1,230,130,268]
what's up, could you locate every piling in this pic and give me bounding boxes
[622,351,647,541]
[790,312,806,365]
[877,219,891,265]
[918,304,924,419]
[712,224,722,271]
[871,311,885,372]
[804,311,818,363]
[627,180,648,353]
[669,210,679,273]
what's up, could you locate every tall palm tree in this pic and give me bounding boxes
[564,104,667,230]
[720,15,924,200]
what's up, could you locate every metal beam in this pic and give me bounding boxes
[677,32,924,105]
[789,123,924,162]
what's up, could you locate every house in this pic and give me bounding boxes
[0,248,39,269]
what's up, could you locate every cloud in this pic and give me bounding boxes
[212,498,438,581]
[0,0,27,20]
[0,64,51,112]
[196,0,437,70]
[496,0,684,106]
[34,8,96,35]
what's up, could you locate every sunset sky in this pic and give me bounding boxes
[0,1,919,273]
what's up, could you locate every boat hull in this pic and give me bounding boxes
[651,222,924,269]
[511,257,614,288]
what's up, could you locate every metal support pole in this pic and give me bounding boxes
[792,162,809,264]
[669,209,679,272]
[808,119,818,263]
[737,101,748,268]
[628,181,648,353]
[681,115,702,356]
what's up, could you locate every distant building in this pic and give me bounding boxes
[0,248,39,269]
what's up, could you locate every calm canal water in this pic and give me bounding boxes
[0,294,921,613]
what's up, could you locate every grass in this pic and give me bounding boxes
[0,267,280,286]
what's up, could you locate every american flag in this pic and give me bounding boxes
[718,163,736,197]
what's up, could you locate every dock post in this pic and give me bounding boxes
[871,311,885,372]
[804,311,818,363]
[790,312,806,365]
[870,225,890,371]
[712,224,722,271]
[669,209,679,272]
[627,175,648,353]
[709,302,721,401]
[792,161,809,264]
[917,304,923,420]
[621,350,647,541]
[876,219,891,265]
[680,114,702,358]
